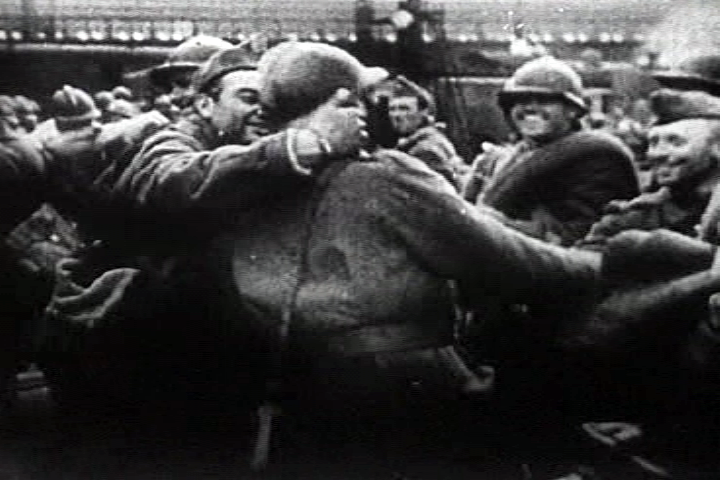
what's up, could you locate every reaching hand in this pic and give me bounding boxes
[44,124,102,162]
[303,88,368,160]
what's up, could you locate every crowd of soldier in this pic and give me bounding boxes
[2,35,720,478]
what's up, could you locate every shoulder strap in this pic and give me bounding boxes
[251,156,356,470]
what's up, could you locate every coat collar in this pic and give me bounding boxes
[396,123,445,151]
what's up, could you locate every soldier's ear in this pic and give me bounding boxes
[194,95,215,119]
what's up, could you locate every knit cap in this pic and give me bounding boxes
[192,44,259,94]
[258,41,388,124]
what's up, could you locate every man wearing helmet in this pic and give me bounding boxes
[125,35,233,120]
[149,35,233,106]
[653,54,720,98]
[463,56,639,246]
[385,76,467,190]
[40,46,370,413]
[196,42,605,465]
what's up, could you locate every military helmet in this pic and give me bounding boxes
[51,85,101,131]
[653,54,720,97]
[149,35,233,89]
[93,90,114,110]
[498,56,587,113]
[0,95,18,118]
[192,44,259,94]
[650,88,720,125]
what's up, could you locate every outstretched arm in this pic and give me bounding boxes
[357,152,601,307]
[114,128,331,214]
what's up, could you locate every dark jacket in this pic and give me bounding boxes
[0,132,49,364]
[218,148,600,398]
[480,130,639,246]
[0,132,47,236]
[45,113,327,341]
[116,113,317,220]
[43,112,171,241]
[396,124,466,189]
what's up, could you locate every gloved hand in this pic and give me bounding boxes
[579,188,671,251]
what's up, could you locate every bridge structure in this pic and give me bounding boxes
[0,0,660,67]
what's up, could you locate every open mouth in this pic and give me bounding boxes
[517,115,548,129]
[516,111,546,121]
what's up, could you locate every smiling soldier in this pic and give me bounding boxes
[581,89,720,246]
[463,56,639,246]
[386,76,466,189]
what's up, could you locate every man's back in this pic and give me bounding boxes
[223,149,599,354]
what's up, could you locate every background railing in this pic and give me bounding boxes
[0,0,665,50]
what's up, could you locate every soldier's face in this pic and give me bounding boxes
[389,96,426,136]
[299,87,368,155]
[212,70,266,145]
[510,98,578,143]
[166,70,195,106]
[648,119,719,188]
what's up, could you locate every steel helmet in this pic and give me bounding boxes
[653,54,720,97]
[192,44,259,94]
[650,88,720,125]
[149,35,233,89]
[498,56,587,113]
[51,85,101,131]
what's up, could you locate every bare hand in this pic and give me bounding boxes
[303,88,367,159]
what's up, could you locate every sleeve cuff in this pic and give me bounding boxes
[286,128,313,176]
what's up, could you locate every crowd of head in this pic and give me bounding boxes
[2,34,720,478]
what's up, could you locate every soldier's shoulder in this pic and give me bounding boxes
[0,135,46,172]
[568,129,633,157]
[337,148,454,193]
[557,130,633,162]
[353,148,440,177]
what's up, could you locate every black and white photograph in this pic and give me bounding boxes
[0,0,718,478]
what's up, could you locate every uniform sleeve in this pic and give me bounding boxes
[353,154,601,307]
[115,130,314,214]
[408,143,460,188]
